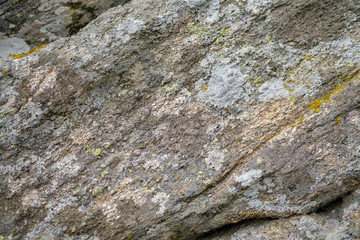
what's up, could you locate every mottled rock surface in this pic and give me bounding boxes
[0,0,359,239]
[0,0,128,46]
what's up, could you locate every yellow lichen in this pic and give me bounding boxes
[201,84,208,91]
[334,117,341,125]
[8,44,46,59]
[291,118,304,127]
[307,85,343,113]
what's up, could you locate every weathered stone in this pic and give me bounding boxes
[201,188,360,240]
[0,0,130,47]
[0,0,359,239]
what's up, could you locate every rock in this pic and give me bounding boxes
[0,37,30,60]
[0,0,359,239]
[0,0,130,47]
[201,188,360,240]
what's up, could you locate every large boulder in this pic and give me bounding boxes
[0,0,359,239]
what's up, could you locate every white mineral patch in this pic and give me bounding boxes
[258,78,289,102]
[185,0,207,8]
[246,0,287,15]
[204,149,225,171]
[116,18,145,43]
[198,63,245,107]
[235,169,263,187]
[151,192,170,215]
[22,189,40,207]
[0,37,30,60]
[53,154,80,177]
[245,0,272,14]
[205,0,220,24]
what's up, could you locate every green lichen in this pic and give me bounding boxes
[0,108,15,118]
[162,84,178,92]
[245,75,262,87]
[103,142,111,149]
[185,22,209,37]
[144,186,154,193]
[85,145,102,159]
[72,189,81,195]
[93,148,101,156]
[197,171,205,180]
[59,114,69,121]
[72,114,81,121]
[59,113,82,128]
[92,186,103,196]
[265,34,272,41]
[118,89,133,96]
[0,133,6,141]
[126,232,133,239]
[100,170,109,178]
[243,43,254,48]
[217,28,229,36]
[204,178,211,185]
[215,27,230,44]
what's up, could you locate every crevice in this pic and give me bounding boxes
[315,195,344,214]
[195,188,358,240]
[195,217,281,240]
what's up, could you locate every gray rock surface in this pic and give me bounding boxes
[202,188,360,240]
[0,0,129,46]
[0,0,359,239]
[0,38,29,59]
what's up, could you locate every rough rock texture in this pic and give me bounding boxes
[0,0,128,46]
[201,188,360,240]
[0,0,359,239]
